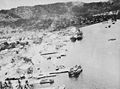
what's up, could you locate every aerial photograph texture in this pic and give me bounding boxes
[0,0,120,89]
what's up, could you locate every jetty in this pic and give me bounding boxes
[41,52,58,55]
[49,69,69,74]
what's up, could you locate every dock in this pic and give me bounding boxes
[41,52,58,55]
[49,69,69,74]
[36,75,57,79]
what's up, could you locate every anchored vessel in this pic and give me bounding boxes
[40,79,54,84]
[68,65,83,78]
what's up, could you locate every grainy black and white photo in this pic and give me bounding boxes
[0,0,120,89]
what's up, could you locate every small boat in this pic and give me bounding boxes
[68,65,83,78]
[40,79,54,84]
[108,38,116,41]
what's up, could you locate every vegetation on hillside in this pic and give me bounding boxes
[0,0,120,31]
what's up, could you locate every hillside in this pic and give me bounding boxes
[0,0,120,31]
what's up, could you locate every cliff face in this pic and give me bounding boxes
[0,0,120,30]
